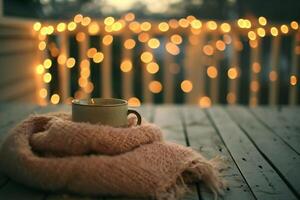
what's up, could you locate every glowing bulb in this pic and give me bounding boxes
[248,31,257,41]
[66,57,76,68]
[43,73,52,83]
[39,88,47,98]
[124,39,136,49]
[88,22,100,35]
[67,22,77,31]
[280,25,289,34]
[198,96,211,108]
[178,18,189,28]
[158,22,169,32]
[170,34,183,45]
[207,66,218,78]
[190,19,202,29]
[36,64,44,74]
[57,55,67,65]
[51,94,60,104]
[250,81,260,92]
[56,23,66,32]
[140,22,151,31]
[169,19,179,29]
[270,27,278,36]
[74,14,83,23]
[257,28,266,37]
[129,21,141,33]
[165,42,180,55]
[252,62,261,73]
[147,38,160,49]
[140,51,153,63]
[146,62,159,74]
[220,23,231,33]
[269,71,278,81]
[215,40,226,51]
[258,16,267,26]
[112,21,123,31]
[148,81,162,93]
[93,52,104,63]
[128,97,141,107]
[81,17,91,26]
[181,80,193,93]
[228,67,238,79]
[203,45,214,56]
[124,13,135,21]
[38,41,46,50]
[290,75,297,85]
[76,32,86,42]
[120,60,132,72]
[102,35,113,46]
[104,17,115,26]
[43,59,52,69]
[227,93,236,104]
[87,48,97,58]
[33,22,41,31]
[138,33,150,43]
[206,20,217,30]
[290,21,299,30]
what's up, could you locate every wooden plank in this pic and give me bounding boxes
[251,107,300,154]
[47,194,98,200]
[181,106,255,199]
[207,107,297,200]
[154,105,200,200]
[281,106,300,128]
[226,106,300,197]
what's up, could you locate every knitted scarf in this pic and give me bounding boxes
[0,113,224,199]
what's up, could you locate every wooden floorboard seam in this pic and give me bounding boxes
[248,108,300,156]
[203,109,258,200]
[225,108,300,199]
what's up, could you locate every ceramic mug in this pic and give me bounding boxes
[72,98,141,127]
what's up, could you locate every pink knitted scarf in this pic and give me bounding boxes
[0,113,224,199]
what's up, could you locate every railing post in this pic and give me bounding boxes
[101,34,113,98]
[58,32,70,102]
[269,36,281,105]
[249,38,261,106]
[289,32,299,105]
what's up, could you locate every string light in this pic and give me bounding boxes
[93,52,104,63]
[57,55,67,65]
[33,22,41,31]
[248,31,257,41]
[67,22,77,31]
[57,23,66,32]
[203,45,214,56]
[198,96,211,108]
[220,23,231,33]
[140,51,153,63]
[38,41,46,50]
[124,39,136,49]
[158,22,169,32]
[258,16,267,26]
[228,67,238,79]
[81,17,91,26]
[207,66,218,78]
[129,21,141,33]
[66,57,76,68]
[138,33,150,43]
[112,21,123,31]
[169,19,179,29]
[147,38,160,49]
[120,60,132,72]
[76,32,86,42]
[290,21,299,30]
[140,22,151,31]
[50,94,60,104]
[290,75,297,85]
[170,34,183,45]
[257,27,266,37]
[252,62,261,73]
[165,42,180,55]
[269,70,278,81]
[86,48,97,58]
[227,92,236,104]
[102,35,113,45]
[206,20,217,30]
[146,62,159,74]
[88,22,100,35]
[39,88,47,98]
[43,59,52,69]
[43,73,52,83]
[124,13,135,22]
[181,80,193,93]
[128,97,141,107]
[36,64,44,74]
[104,17,115,26]
[178,18,189,28]
[190,19,202,29]
[250,81,260,92]
[270,27,278,36]
[74,14,83,23]
[280,25,289,34]
[149,81,162,93]
[215,40,226,51]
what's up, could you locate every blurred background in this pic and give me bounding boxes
[0,0,299,107]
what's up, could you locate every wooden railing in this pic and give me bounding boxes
[30,14,300,106]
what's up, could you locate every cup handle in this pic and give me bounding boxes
[127,109,142,125]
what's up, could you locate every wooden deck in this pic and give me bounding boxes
[0,104,299,200]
